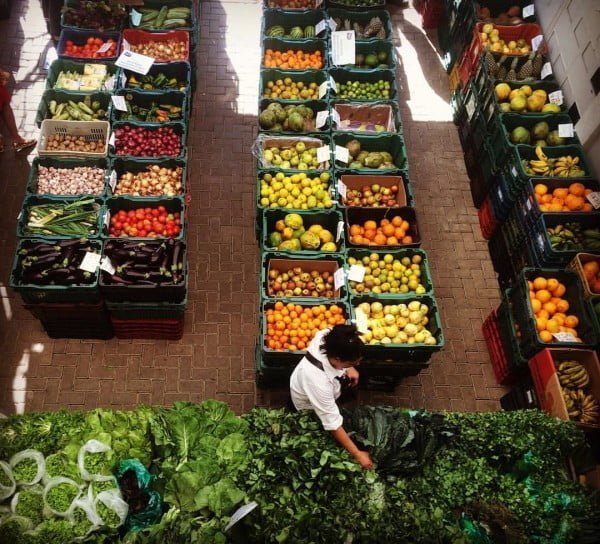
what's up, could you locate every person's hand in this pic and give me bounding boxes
[354,450,373,470]
[345,366,359,386]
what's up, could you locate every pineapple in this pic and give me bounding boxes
[484,51,498,78]
[496,56,508,80]
[506,57,519,81]
[517,52,534,80]
[364,16,383,38]
[532,53,544,79]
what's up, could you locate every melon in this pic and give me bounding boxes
[303,25,315,38]
[289,26,304,39]
[267,25,285,38]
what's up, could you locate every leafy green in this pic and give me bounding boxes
[96,500,121,528]
[27,518,76,543]
[0,465,12,487]
[89,479,117,497]
[83,450,112,477]
[14,488,44,526]
[12,458,38,483]
[45,482,79,513]
[70,506,95,537]
[0,515,33,544]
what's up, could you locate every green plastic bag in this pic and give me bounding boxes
[115,459,163,533]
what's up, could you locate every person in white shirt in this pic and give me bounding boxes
[290,324,373,470]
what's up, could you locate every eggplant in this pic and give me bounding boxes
[45,268,72,282]
[109,274,132,285]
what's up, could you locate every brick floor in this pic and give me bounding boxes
[0,0,505,416]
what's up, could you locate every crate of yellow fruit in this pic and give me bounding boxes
[507,268,599,358]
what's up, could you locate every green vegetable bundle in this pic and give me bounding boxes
[22,198,100,237]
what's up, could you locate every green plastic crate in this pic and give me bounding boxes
[10,237,102,304]
[327,8,392,41]
[510,144,593,181]
[345,206,421,248]
[61,0,126,31]
[109,121,187,159]
[345,248,434,298]
[262,208,345,255]
[108,157,187,198]
[258,99,331,135]
[332,40,396,72]
[259,69,329,101]
[46,59,118,93]
[262,9,329,40]
[329,68,397,101]
[128,0,197,34]
[17,195,104,239]
[349,294,444,362]
[330,99,402,134]
[112,89,188,123]
[26,157,109,196]
[261,251,347,301]
[335,170,414,207]
[333,132,408,172]
[256,133,332,170]
[496,295,528,370]
[36,90,111,127]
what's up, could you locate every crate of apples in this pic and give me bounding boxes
[348,212,419,247]
[265,257,342,299]
[340,175,406,208]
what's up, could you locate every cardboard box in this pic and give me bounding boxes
[529,348,600,430]
[333,103,395,133]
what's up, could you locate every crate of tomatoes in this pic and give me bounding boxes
[58,29,121,61]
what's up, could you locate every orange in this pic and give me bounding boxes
[564,315,579,328]
[554,283,566,297]
[545,319,559,333]
[394,227,405,239]
[374,233,387,245]
[537,309,550,319]
[386,236,399,245]
[534,183,548,196]
[542,301,557,315]
[582,203,594,212]
[391,216,403,227]
[401,235,413,244]
[546,278,559,293]
[549,202,563,212]
[530,298,542,313]
[401,220,410,231]
[380,218,390,226]
[535,289,552,303]
[535,316,548,332]
[569,182,585,196]
[527,280,534,290]
[541,194,553,204]
[553,187,569,199]
[363,229,376,241]
[350,224,362,236]
[565,194,585,211]
[553,314,565,326]
[533,277,547,290]
[382,223,395,237]
[364,220,377,231]
[556,299,569,313]
[538,330,553,343]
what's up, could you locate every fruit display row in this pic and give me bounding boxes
[255,3,444,384]
[9,4,199,341]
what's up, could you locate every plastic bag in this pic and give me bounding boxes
[0,461,16,501]
[94,490,128,528]
[78,439,114,482]
[68,495,102,537]
[332,102,396,133]
[251,134,330,170]
[86,476,119,499]
[10,486,44,525]
[43,476,82,517]
[9,449,45,486]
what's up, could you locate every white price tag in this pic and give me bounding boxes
[511,166,517,177]
[318,80,328,99]
[225,502,258,532]
[331,108,341,126]
[120,71,127,87]
[548,90,563,105]
[331,30,356,66]
[315,19,327,36]
[121,38,130,51]
[115,50,155,75]
[329,77,337,93]
[111,95,128,111]
[531,34,543,52]
[541,62,552,79]
[336,220,344,242]
[526,199,533,211]
[104,74,116,91]
[335,145,350,164]
[315,110,329,129]
[99,256,115,275]
[79,252,101,273]
[354,307,369,334]
[347,264,365,282]
[526,390,533,404]
[586,191,600,209]
[97,41,112,54]
[333,268,346,290]
[316,145,330,164]
[558,123,574,138]
[130,8,142,26]
[104,210,111,227]
[337,180,347,199]
[523,4,535,18]
[328,18,337,31]
[552,332,578,343]
[109,170,117,192]
[108,131,116,147]
[465,94,476,120]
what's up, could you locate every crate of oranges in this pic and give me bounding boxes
[508,268,599,357]
[346,208,420,248]
[262,300,348,362]
[525,180,599,219]
[263,39,326,70]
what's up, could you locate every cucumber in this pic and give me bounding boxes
[163,18,188,29]
[155,6,169,29]
[77,102,94,115]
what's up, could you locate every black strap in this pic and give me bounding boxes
[304,351,324,371]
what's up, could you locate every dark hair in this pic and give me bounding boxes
[321,324,364,363]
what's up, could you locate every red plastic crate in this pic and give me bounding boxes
[111,316,184,340]
[478,197,498,240]
[469,22,544,63]
[483,308,514,385]
[122,30,190,62]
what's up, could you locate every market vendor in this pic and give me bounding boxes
[290,324,373,470]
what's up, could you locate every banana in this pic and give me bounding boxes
[535,146,548,161]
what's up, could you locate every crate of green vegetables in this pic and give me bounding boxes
[118,62,190,93]
[36,90,111,127]
[10,237,102,304]
[111,90,187,123]
[46,60,118,93]
[17,196,104,239]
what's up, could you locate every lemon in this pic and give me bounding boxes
[275,172,285,181]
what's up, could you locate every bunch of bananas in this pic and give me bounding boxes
[522,147,587,177]
[548,223,600,250]
[557,360,600,424]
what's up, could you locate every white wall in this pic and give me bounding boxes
[535,0,600,177]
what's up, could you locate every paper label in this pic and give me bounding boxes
[328,18,337,32]
[111,95,128,111]
[115,50,155,75]
[531,34,543,51]
[108,131,116,147]
[331,30,356,66]
[315,19,327,36]
[347,264,365,282]
[548,90,563,105]
[97,41,112,54]
[109,170,117,192]
[130,8,142,26]
[316,145,330,164]
[541,62,552,79]
[329,77,337,93]
[331,108,341,126]
[526,198,533,211]
[526,390,533,404]
[354,307,369,334]
[121,38,130,51]
[120,71,127,87]
[335,145,350,164]
[586,191,600,209]
[79,252,101,273]
[337,180,347,199]
[558,123,574,138]
[552,332,578,343]
[99,256,115,275]
[318,80,328,99]
[465,94,476,120]
[225,502,258,532]
[336,220,344,242]
[523,4,535,18]
[315,110,329,129]
[511,166,518,177]
[333,268,345,291]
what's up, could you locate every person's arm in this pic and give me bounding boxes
[330,427,373,470]
[344,366,359,386]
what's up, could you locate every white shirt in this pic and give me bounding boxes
[289,328,345,431]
